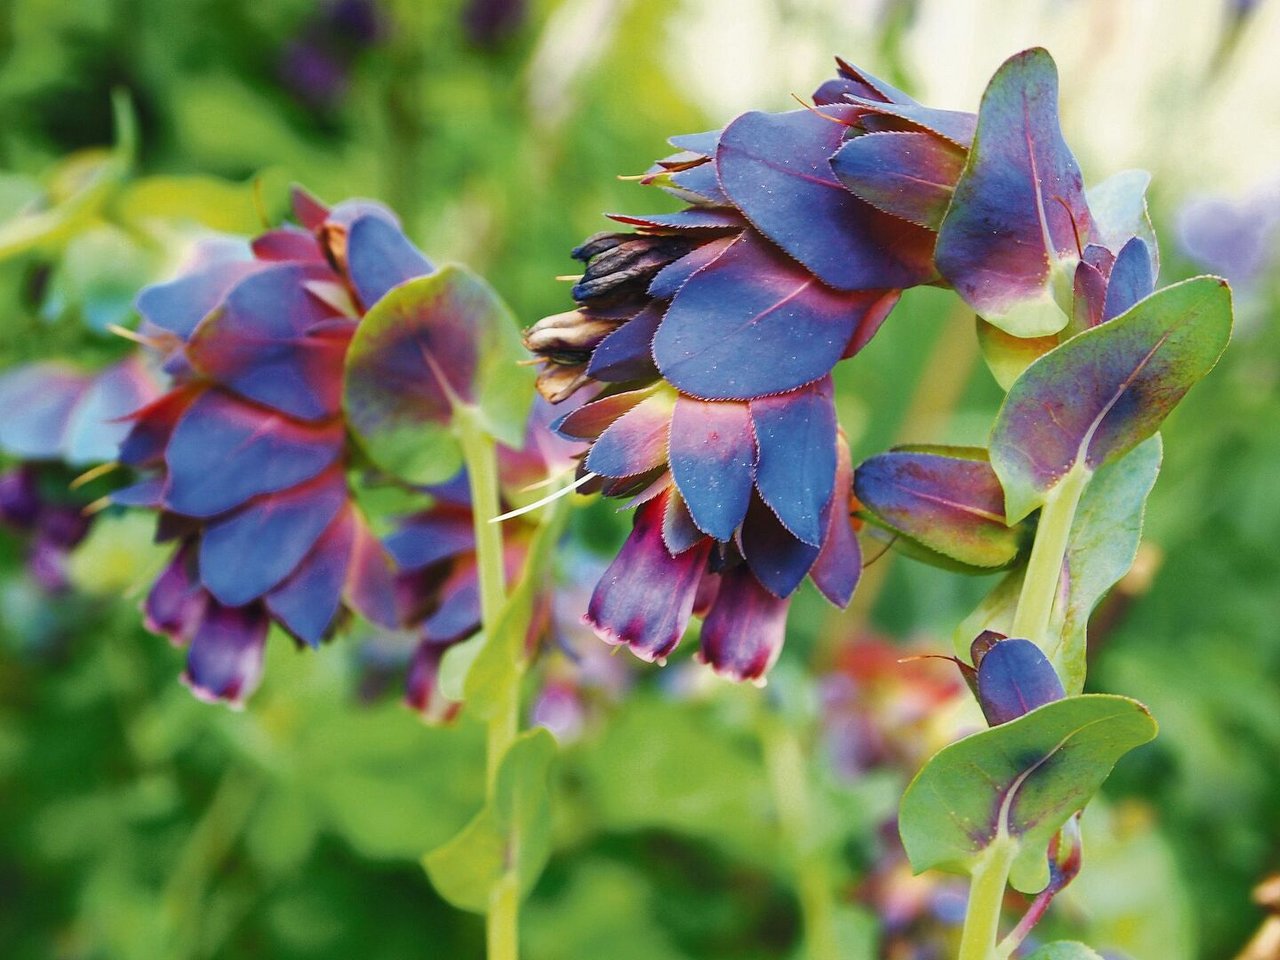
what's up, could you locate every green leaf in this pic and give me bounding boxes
[990,277,1232,523]
[1087,169,1159,277]
[1050,435,1162,692]
[899,694,1157,893]
[423,728,557,914]
[343,265,534,486]
[952,567,1024,659]
[1024,943,1106,960]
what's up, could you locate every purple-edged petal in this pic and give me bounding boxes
[698,565,790,683]
[716,107,936,291]
[344,515,402,629]
[667,130,720,156]
[809,433,861,607]
[0,363,88,459]
[136,257,263,340]
[585,493,712,663]
[586,303,663,383]
[840,290,900,358]
[251,227,325,262]
[199,465,347,606]
[346,213,434,309]
[740,495,820,598]
[665,162,728,206]
[843,96,977,147]
[182,600,270,707]
[421,560,480,643]
[607,209,743,231]
[668,396,754,541]
[384,504,474,570]
[975,637,1065,726]
[553,387,655,441]
[1101,237,1155,323]
[935,49,1092,336]
[654,232,893,399]
[144,543,206,644]
[830,131,967,230]
[647,236,736,301]
[661,489,705,555]
[118,387,201,468]
[750,378,837,546]
[111,476,165,508]
[63,356,160,465]
[1072,260,1107,331]
[186,263,350,421]
[266,506,355,646]
[853,447,1022,569]
[584,392,673,478]
[292,186,330,230]
[164,389,344,518]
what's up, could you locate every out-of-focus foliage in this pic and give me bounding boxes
[1,2,1277,959]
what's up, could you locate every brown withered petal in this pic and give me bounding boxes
[533,361,592,403]
[522,309,621,359]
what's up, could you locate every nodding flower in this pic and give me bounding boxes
[527,58,981,682]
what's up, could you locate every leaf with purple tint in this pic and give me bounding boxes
[698,565,789,683]
[717,107,936,291]
[182,600,270,707]
[990,277,1231,522]
[808,432,860,607]
[899,694,1156,892]
[654,232,893,399]
[62,356,159,465]
[1071,259,1107,333]
[751,378,836,546]
[667,396,754,541]
[585,492,711,663]
[345,213,434,308]
[0,363,88,459]
[251,227,324,262]
[935,48,1092,337]
[344,265,533,485]
[199,465,347,606]
[552,387,656,441]
[144,543,205,643]
[135,249,260,339]
[976,637,1065,726]
[740,495,820,598]
[1101,237,1154,322]
[667,130,720,156]
[1086,169,1159,277]
[831,131,967,229]
[117,387,200,468]
[607,209,743,232]
[266,506,354,646]
[661,489,705,555]
[647,236,737,302]
[586,303,663,383]
[344,514,402,629]
[853,445,1025,569]
[842,96,977,147]
[164,389,344,518]
[384,505,474,570]
[584,391,674,478]
[186,263,351,421]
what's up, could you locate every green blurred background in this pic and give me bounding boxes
[1,1,1277,958]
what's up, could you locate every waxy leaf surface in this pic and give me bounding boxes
[899,694,1156,893]
[668,396,754,541]
[976,637,1065,726]
[750,378,836,546]
[935,48,1091,336]
[717,107,936,291]
[344,265,533,485]
[990,277,1230,522]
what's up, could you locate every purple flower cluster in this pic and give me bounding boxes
[525,59,977,681]
[118,189,496,709]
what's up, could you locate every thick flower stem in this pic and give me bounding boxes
[1010,464,1091,645]
[957,836,1017,960]
[456,409,520,960]
[760,714,840,960]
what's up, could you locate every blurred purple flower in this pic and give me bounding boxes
[463,0,528,47]
[1176,182,1280,293]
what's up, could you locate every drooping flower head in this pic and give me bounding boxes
[120,188,439,706]
[525,58,980,681]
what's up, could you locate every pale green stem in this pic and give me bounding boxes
[1010,464,1091,645]
[957,836,1018,960]
[456,408,519,960]
[760,716,839,960]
